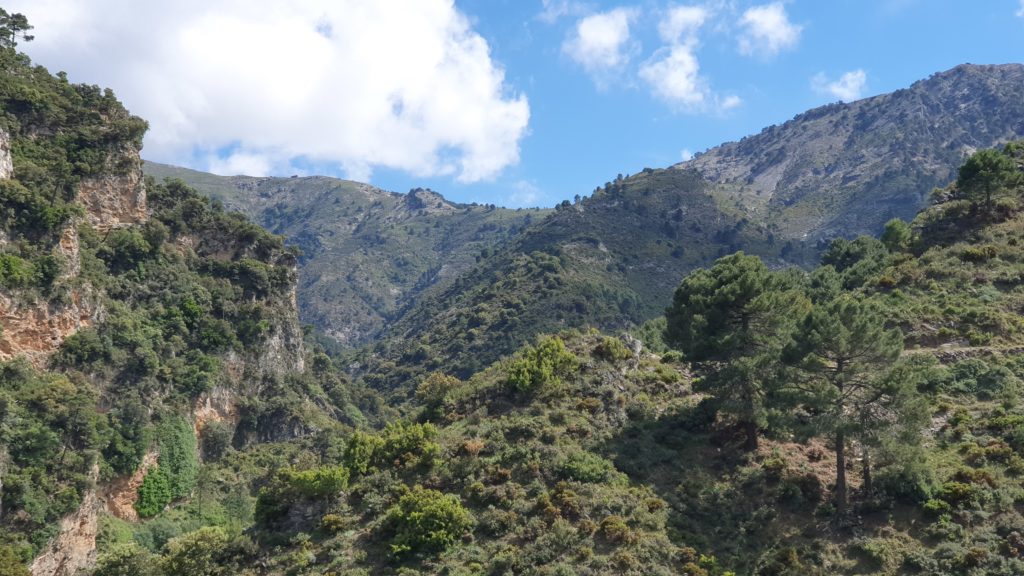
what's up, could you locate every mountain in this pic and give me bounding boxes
[7,17,1024,576]
[0,41,371,575]
[342,64,1024,388]
[682,63,1024,245]
[154,64,1024,389]
[143,162,546,349]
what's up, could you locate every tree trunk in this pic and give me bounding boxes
[744,420,758,451]
[862,444,872,496]
[835,430,847,515]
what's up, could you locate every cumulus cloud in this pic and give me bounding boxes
[9,0,530,183]
[639,4,739,112]
[812,69,868,102]
[737,2,802,57]
[658,5,708,43]
[562,8,638,85]
[640,45,707,108]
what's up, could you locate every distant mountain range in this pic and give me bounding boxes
[143,162,546,349]
[146,63,1024,383]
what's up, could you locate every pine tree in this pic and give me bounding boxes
[783,296,908,515]
[665,252,808,450]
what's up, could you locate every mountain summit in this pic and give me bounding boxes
[682,63,1024,244]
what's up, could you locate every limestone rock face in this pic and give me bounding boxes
[76,144,148,232]
[30,466,100,576]
[101,450,159,523]
[0,286,98,368]
[0,129,12,179]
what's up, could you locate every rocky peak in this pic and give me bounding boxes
[406,187,454,213]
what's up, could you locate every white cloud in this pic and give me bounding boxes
[1018,0,1024,17]
[680,148,694,161]
[562,8,638,84]
[207,151,274,177]
[737,2,802,57]
[720,94,743,110]
[658,5,708,44]
[640,45,707,108]
[9,0,530,183]
[812,69,868,102]
[638,4,738,113]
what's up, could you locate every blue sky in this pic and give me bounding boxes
[12,0,1024,207]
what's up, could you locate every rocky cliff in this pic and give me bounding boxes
[76,143,148,232]
[0,132,152,368]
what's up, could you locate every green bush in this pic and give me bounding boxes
[507,335,578,393]
[557,451,614,483]
[385,486,473,556]
[254,465,349,525]
[342,430,385,475]
[592,336,631,362]
[157,417,199,500]
[135,467,172,518]
[92,544,157,576]
[0,546,30,576]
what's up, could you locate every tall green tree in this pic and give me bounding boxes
[783,296,908,515]
[0,9,32,50]
[665,252,808,450]
[956,148,1022,211]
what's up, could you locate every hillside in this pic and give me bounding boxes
[54,139,1024,576]
[83,142,1024,576]
[0,32,371,575]
[683,63,1024,245]
[6,9,1024,575]
[155,65,1024,390]
[143,162,546,349]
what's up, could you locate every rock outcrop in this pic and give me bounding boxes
[30,466,100,576]
[0,287,97,368]
[0,129,12,179]
[101,450,159,523]
[76,143,148,232]
[0,140,149,367]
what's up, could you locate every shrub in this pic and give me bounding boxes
[342,430,384,475]
[922,498,952,517]
[415,372,460,411]
[254,465,349,525]
[557,451,613,483]
[385,486,473,556]
[507,336,578,393]
[598,515,632,544]
[157,417,199,500]
[135,467,172,518]
[593,336,631,362]
[319,514,349,534]
[0,546,30,576]
[380,421,441,469]
[92,544,157,576]
[199,421,232,461]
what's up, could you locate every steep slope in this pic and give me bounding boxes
[115,144,1024,576]
[143,162,546,349]
[683,63,1024,246]
[0,37,366,575]
[358,167,765,389]
[353,63,1024,390]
